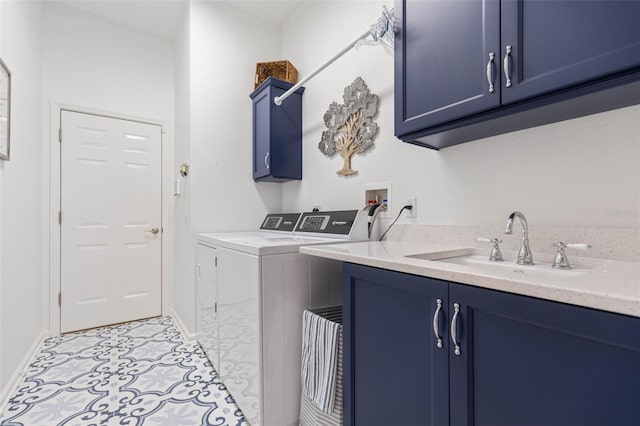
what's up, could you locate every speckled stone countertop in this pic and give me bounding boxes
[300,241,640,318]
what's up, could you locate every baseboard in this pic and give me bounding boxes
[170,309,197,343]
[0,330,51,410]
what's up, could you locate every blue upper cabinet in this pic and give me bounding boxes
[395,0,501,137]
[501,0,640,104]
[395,0,640,149]
[250,78,304,182]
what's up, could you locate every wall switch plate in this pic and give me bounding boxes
[405,196,417,218]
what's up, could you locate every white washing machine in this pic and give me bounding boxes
[196,210,367,426]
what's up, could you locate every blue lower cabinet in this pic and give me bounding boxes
[449,283,640,426]
[343,263,640,426]
[343,263,449,426]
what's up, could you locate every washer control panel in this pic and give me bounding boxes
[298,215,330,231]
[260,213,301,232]
[294,210,359,236]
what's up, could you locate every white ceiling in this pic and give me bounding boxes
[51,0,304,40]
[226,1,303,26]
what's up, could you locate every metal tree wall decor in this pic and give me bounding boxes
[318,77,379,176]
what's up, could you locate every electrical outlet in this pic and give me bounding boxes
[405,196,417,218]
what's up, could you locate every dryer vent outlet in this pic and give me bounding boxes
[364,184,391,219]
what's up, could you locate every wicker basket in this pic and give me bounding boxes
[255,60,298,89]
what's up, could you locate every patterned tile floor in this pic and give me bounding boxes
[0,316,247,426]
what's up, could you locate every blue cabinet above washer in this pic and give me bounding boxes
[250,77,304,182]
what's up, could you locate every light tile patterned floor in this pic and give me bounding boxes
[0,316,247,426]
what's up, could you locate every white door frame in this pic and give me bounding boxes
[47,102,173,335]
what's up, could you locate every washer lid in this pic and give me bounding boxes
[197,232,340,255]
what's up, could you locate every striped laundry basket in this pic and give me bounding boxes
[299,305,343,426]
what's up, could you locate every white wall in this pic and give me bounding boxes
[172,5,193,335]
[281,1,640,230]
[189,1,282,234]
[171,1,283,335]
[41,1,176,331]
[42,2,174,122]
[0,0,43,395]
[0,0,4,396]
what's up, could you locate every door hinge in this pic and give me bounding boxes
[58,128,62,143]
[58,211,61,225]
[214,256,217,267]
[214,302,217,313]
[58,292,61,307]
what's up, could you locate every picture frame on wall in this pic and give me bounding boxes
[0,57,11,161]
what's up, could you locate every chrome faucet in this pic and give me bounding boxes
[504,211,534,265]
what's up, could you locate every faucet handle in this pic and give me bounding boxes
[476,237,503,262]
[564,243,591,250]
[551,242,592,269]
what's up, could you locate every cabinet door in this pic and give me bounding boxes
[196,244,218,371]
[501,0,640,104]
[251,78,303,182]
[395,0,501,137]
[252,85,272,180]
[343,263,449,426]
[449,283,640,426]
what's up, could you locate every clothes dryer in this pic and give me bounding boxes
[196,210,366,426]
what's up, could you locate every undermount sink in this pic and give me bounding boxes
[406,249,590,279]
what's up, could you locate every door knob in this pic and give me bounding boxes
[146,227,160,235]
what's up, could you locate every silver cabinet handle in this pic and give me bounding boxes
[451,303,461,356]
[503,45,512,88]
[433,299,443,349]
[486,52,495,93]
[264,152,270,169]
[146,227,160,235]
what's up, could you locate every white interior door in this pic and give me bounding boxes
[60,110,162,333]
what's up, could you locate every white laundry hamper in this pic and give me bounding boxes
[299,305,343,426]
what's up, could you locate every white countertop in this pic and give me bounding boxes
[300,241,640,318]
